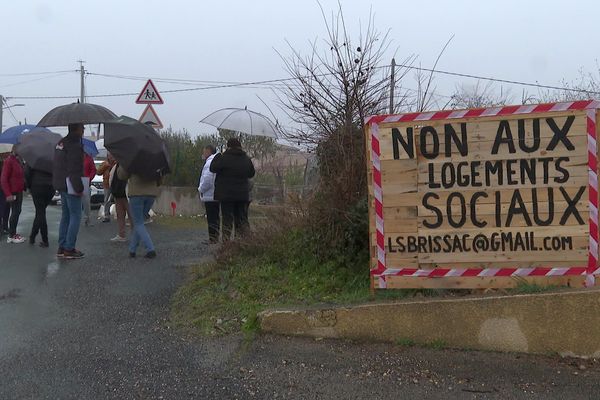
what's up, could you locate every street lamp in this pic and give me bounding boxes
[2,104,25,109]
[0,95,25,130]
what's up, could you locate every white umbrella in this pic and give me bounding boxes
[200,107,278,138]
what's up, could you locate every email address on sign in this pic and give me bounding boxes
[388,232,574,253]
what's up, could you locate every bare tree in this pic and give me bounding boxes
[276,4,405,255]
[531,65,600,103]
[277,7,397,147]
[446,80,512,109]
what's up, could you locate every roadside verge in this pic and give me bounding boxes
[259,288,600,358]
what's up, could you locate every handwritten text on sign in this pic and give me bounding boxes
[383,114,588,258]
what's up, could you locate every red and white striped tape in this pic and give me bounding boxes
[369,100,600,288]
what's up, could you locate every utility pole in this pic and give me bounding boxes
[389,58,396,114]
[0,95,3,132]
[78,60,85,104]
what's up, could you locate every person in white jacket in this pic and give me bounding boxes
[198,145,219,243]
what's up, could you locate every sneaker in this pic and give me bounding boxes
[57,247,65,258]
[40,241,49,248]
[110,235,128,242]
[102,218,110,223]
[144,250,157,259]
[7,234,26,244]
[63,249,85,259]
[144,218,154,225]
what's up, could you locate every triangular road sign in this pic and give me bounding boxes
[139,104,164,129]
[136,79,164,104]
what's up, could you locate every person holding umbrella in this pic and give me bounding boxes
[25,164,54,247]
[104,116,170,258]
[209,138,255,240]
[53,123,86,259]
[117,166,159,258]
[16,129,62,247]
[1,146,25,243]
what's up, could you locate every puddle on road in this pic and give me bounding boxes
[46,261,60,278]
[0,288,21,301]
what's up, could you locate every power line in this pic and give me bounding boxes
[395,63,600,96]
[0,72,73,89]
[5,64,600,100]
[0,70,77,77]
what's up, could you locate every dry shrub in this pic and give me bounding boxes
[214,202,308,265]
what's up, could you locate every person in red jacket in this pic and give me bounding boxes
[82,153,97,226]
[0,146,25,243]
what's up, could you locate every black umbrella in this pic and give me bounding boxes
[37,102,117,127]
[15,129,62,173]
[104,116,170,180]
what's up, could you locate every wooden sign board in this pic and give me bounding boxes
[366,101,600,289]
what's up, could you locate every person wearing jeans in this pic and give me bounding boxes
[1,148,25,244]
[117,166,160,258]
[53,123,85,259]
[58,192,83,254]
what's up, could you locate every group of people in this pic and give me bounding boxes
[0,123,161,259]
[198,138,256,243]
[0,132,256,259]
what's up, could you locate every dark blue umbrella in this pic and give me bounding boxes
[82,138,99,157]
[0,124,51,144]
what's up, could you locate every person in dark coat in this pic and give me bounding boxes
[25,165,54,247]
[53,123,85,259]
[209,138,255,240]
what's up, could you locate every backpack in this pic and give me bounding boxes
[110,165,128,198]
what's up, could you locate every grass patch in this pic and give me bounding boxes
[171,229,417,336]
[156,215,206,229]
[396,338,416,347]
[426,339,448,350]
[510,281,563,294]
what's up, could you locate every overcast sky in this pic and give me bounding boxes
[1,0,598,135]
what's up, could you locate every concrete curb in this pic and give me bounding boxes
[258,289,600,358]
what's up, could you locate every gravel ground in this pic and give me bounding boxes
[1,200,599,399]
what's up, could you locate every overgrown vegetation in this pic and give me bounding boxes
[160,128,278,187]
[171,227,378,335]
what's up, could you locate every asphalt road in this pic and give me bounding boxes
[1,198,599,399]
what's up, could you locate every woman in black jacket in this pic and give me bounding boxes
[26,166,54,247]
[209,138,255,240]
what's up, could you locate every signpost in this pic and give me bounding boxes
[136,79,164,129]
[139,104,164,129]
[366,100,600,289]
[136,79,164,104]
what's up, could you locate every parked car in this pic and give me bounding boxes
[90,160,105,208]
[51,190,61,205]
[50,160,105,207]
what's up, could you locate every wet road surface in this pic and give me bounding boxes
[1,199,599,399]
